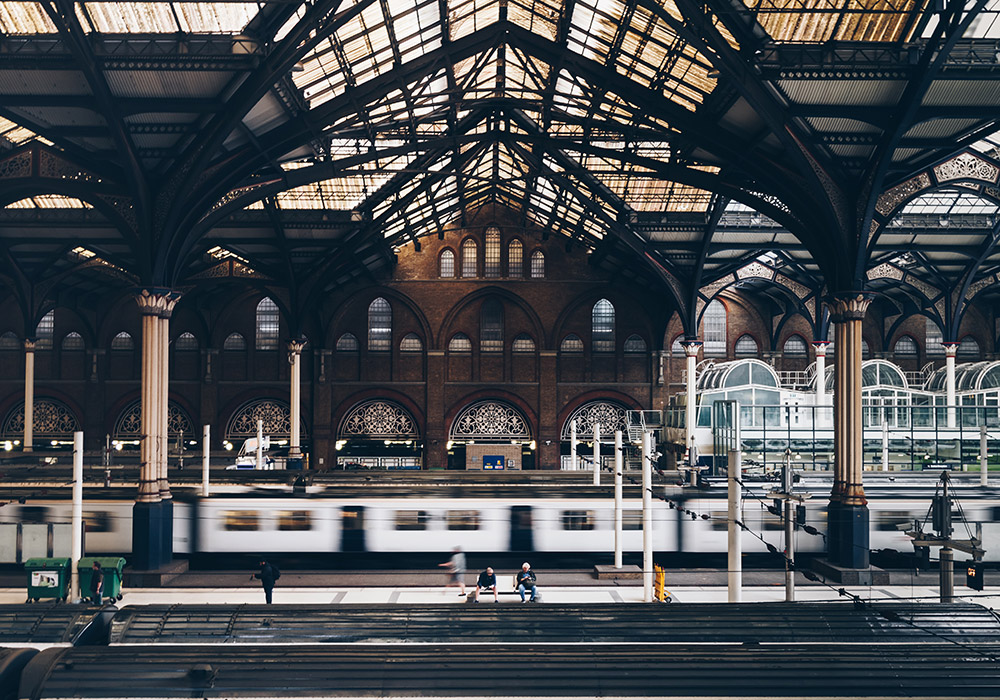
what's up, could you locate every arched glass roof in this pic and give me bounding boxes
[928,361,1000,393]
[824,360,908,393]
[696,359,779,392]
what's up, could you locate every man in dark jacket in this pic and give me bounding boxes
[516,562,537,602]
[89,561,104,605]
[252,559,279,604]
[473,566,497,603]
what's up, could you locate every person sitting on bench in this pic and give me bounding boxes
[516,562,537,602]
[474,566,498,603]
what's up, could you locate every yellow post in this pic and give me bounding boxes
[654,564,665,602]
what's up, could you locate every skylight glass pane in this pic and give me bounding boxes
[0,2,58,33]
[79,2,259,34]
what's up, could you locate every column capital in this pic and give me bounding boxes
[23,337,36,352]
[812,341,829,356]
[943,342,959,358]
[681,340,702,357]
[287,338,306,357]
[134,288,182,318]
[825,292,874,323]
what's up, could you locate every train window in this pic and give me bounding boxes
[19,506,49,523]
[447,510,480,530]
[992,507,1000,521]
[561,510,595,531]
[876,510,913,532]
[83,511,113,533]
[277,510,312,531]
[760,508,783,531]
[342,508,365,530]
[709,511,729,531]
[622,510,643,530]
[395,510,429,531]
[222,511,259,531]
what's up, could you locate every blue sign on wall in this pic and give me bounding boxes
[483,455,505,470]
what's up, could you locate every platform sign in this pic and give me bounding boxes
[483,455,505,470]
[967,561,984,591]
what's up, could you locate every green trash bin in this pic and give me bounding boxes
[24,557,71,603]
[79,557,126,603]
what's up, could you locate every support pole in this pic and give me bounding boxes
[728,448,742,603]
[202,424,211,498]
[23,339,35,452]
[593,422,601,486]
[614,429,623,569]
[288,340,304,460]
[570,419,577,471]
[945,343,957,429]
[683,342,700,449]
[982,426,989,488]
[881,421,889,472]
[783,451,795,602]
[642,430,653,602]
[940,547,954,603]
[256,419,264,470]
[71,430,83,603]
[813,341,827,408]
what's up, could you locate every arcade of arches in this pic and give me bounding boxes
[1,210,997,470]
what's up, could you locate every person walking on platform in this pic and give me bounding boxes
[252,559,280,604]
[474,566,497,603]
[89,560,104,605]
[438,546,466,596]
[516,562,537,602]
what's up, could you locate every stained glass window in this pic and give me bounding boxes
[703,301,726,356]
[368,298,392,351]
[449,333,472,352]
[783,335,807,357]
[111,331,134,350]
[485,226,500,278]
[735,334,758,356]
[440,249,455,278]
[224,333,246,350]
[508,239,523,278]
[35,310,54,349]
[530,250,545,279]
[462,239,477,277]
[61,332,84,350]
[592,299,615,352]
[481,299,503,352]
[256,297,279,350]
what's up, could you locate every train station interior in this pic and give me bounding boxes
[2,0,1000,696]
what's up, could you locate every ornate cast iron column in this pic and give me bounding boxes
[681,340,701,448]
[828,292,873,569]
[23,338,35,452]
[287,339,305,462]
[133,288,181,569]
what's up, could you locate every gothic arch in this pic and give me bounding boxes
[225,398,309,439]
[113,399,194,439]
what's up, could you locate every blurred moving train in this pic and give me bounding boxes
[5,485,1000,561]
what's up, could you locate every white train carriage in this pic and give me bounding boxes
[195,498,340,553]
[529,499,675,553]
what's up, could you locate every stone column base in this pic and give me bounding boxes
[131,501,163,571]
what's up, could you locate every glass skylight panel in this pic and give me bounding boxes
[747,0,919,44]
[449,0,500,41]
[393,0,442,63]
[79,2,259,34]
[0,2,58,33]
[6,195,92,209]
[508,0,560,41]
[0,116,42,146]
